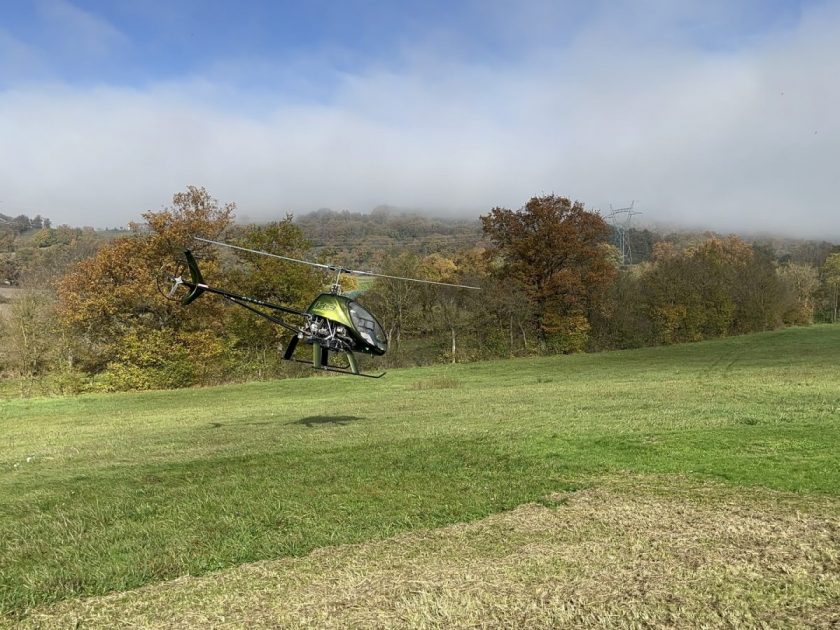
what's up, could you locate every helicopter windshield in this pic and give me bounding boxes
[348,301,388,352]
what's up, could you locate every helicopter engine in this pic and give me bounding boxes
[305,316,354,351]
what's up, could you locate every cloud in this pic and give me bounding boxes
[0,1,838,239]
[35,0,127,58]
[0,29,47,82]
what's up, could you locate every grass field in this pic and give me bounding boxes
[0,287,19,319]
[2,326,839,627]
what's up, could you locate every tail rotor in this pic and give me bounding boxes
[157,250,206,305]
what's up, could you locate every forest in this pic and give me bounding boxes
[1,186,839,395]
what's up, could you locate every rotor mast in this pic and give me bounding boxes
[331,268,344,294]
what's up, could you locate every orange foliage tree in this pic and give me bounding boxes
[56,187,234,377]
[480,195,616,352]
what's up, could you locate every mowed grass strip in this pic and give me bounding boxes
[1,325,839,620]
[19,476,840,629]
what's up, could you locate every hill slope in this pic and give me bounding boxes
[2,326,839,623]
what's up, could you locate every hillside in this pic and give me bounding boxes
[2,326,839,626]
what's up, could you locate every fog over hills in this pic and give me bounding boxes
[1,1,838,238]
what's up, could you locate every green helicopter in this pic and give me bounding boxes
[164,237,479,378]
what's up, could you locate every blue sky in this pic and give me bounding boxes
[2,1,812,87]
[1,0,838,236]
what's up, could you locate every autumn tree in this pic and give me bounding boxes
[363,252,425,356]
[56,187,234,376]
[589,263,655,350]
[414,253,485,363]
[822,253,840,323]
[480,195,616,352]
[729,244,785,333]
[634,236,786,344]
[778,262,819,325]
[642,252,706,343]
[690,236,755,337]
[0,290,55,382]
[220,219,325,377]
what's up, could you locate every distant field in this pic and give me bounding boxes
[2,326,839,626]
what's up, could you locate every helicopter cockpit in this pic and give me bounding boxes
[348,301,388,354]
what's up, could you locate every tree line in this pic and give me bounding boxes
[1,187,839,395]
[0,212,51,235]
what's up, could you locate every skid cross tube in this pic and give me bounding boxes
[287,358,385,379]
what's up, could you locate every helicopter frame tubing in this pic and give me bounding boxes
[172,272,307,331]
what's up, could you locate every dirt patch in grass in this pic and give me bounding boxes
[17,476,839,629]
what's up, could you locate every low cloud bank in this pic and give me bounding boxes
[0,2,837,238]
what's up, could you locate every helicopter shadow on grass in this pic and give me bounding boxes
[209,416,363,429]
[289,415,364,428]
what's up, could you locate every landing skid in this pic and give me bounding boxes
[285,358,386,379]
[283,335,385,378]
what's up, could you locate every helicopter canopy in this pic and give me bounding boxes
[348,301,388,353]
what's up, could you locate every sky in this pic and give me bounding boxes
[0,0,838,238]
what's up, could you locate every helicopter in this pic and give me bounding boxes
[163,237,480,378]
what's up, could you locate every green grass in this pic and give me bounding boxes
[1,325,839,621]
[22,478,840,629]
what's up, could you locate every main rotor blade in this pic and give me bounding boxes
[195,236,481,290]
[348,269,481,290]
[194,237,334,271]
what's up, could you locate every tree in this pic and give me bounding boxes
[480,195,616,351]
[0,229,14,253]
[56,187,234,372]
[640,236,785,343]
[416,253,480,363]
[778,263,819,325]
[690,236,753,337]
[0,254,20,286]
[226,218,325,307]
[11,215,31,233]
[363,252,424,357]
[136,186,235,258]
[822,253,840,323]
[730,244,785,333]
[0,290,56,383]
[643,253,706,343]
[589,264,655,350]
[221,219,325,377]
